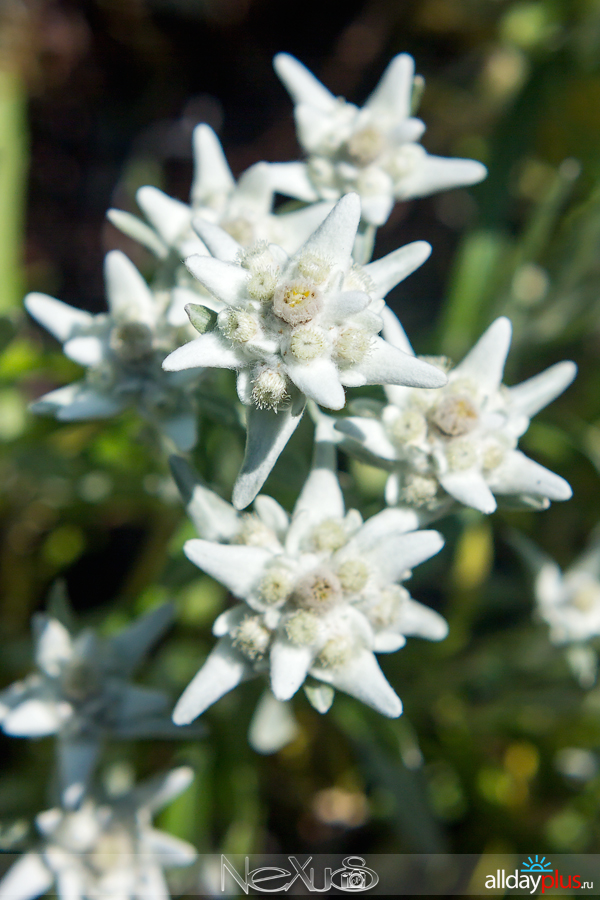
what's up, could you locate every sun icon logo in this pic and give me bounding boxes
[521,856,553,873]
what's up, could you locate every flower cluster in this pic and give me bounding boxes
[336,312,576,517]
[108,124,333,275]
[0,604,190,806]
[25,251,199,450]
[0,767,196,900]
[163,193,446,506]
[270,53,487,228]
[171,420,447,724]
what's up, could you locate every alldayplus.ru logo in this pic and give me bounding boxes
[485,856,593,893]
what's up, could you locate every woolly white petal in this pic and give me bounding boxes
[451,317,512,393]
[33,616,72,677]
[104,250,155,324]
[248,690,300,754]
[365,242,431,299]
[253,495,289,535]
[270,640,313,701]
[373,633,406,652]
[266,162,319,202]
[334,416,398,461]
[143,829,197,867]
[507,361,577,418]
[488,450,572,501]
[294,193,360,272]
[136,187,192,248]
[62,335,104,367]
[191,124,235,205]
[24,293,94,343]
[233,400,306,510]
[172,641,251,724]
[395,154,487,201]
[3,699,65,736]
[138,766,195,813]
[321,291,370,325]
[350,335,447,388]
[272,202,333,253]
[234,162,274,216]
[191,217,241,263]
[169,456,240,541]
[294,104,339,154]
[365,53,414,120]
[274,53,337,111]
[185,255,249,305]
[284,357,345,410]
[32,384,127,420]
[106,208,168,258]
[184,539,271,598]
[439,469,497,513]
[162,332,240,372]
[0,853,53,900]
[360,529,444,582]
[380,306,414,355]
[360,194,395,227]
[314,650,402,717]
[396,597,449,640]
[351,507,425,551]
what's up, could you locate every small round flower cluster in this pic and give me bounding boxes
[337,316,576,516]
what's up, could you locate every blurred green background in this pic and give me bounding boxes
[2,0,600,864]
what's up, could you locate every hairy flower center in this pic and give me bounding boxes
[290,327,327,362]
[218,309,257,343]
[110,322,154,362]
[571,584,600,613]
[231,616,271,659]
[258,567,294,605]
[345,126,385,167]
[317,635,354,669]
[336,558,369,593]
[285,610,320,646]
[272,281,322,326]
[294,568,343,612]
[334,327,371,365]
[388,409,427,447]
[221,216,256,247]
[236,514,276,547]
[429,394,479,437]
[310,518,348,553]
[400,474,439,508]
[251,368,290,411]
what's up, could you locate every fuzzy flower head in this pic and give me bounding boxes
[0,605,183,804]
[270,53,487,226]
[533,531,600,647]
[163,193,446,507]
[25,251,200,451]
[336,311,576,516]
[0,767,196,900]
[171,420,447,725]
[107,123,333,325]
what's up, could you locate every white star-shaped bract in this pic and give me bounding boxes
[336,311,576,516]
[269,53,487,226]
[0,605,183,805]
[162,193,447,508]
[0,768,196,900]
[171,419,447,725]
[107,123,333,326]
[25,251,199,451]
[532,530,600,645]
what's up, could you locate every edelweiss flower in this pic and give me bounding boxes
[0,767,196,900]
[107,123,332,325]
[0,605,185,805]
[532,530,600,646]
[270,53,487,227]
[25,251,199,451]
[336,311,576,516]
[171,419,447,724]
[162,193,446,508]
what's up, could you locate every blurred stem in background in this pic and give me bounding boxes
[0,67,27,313]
